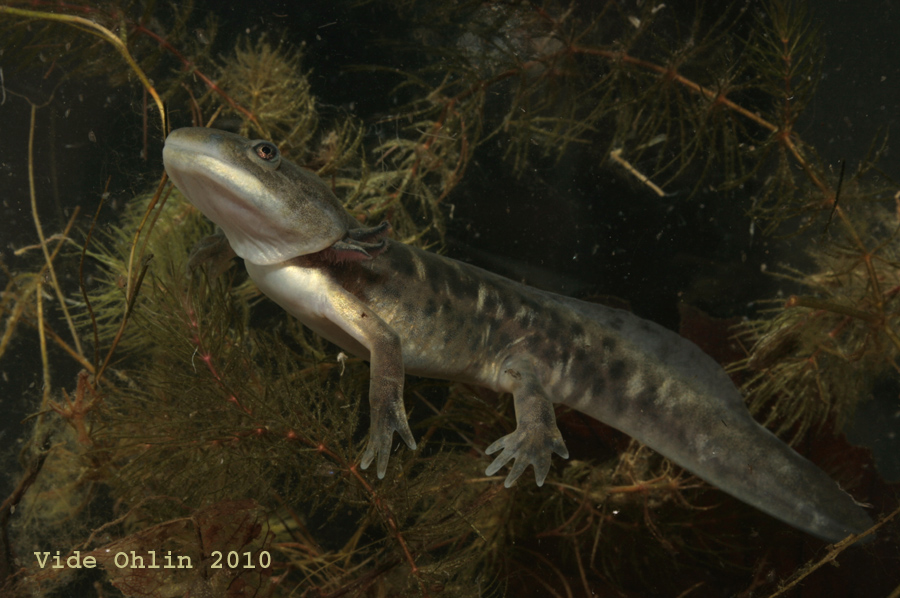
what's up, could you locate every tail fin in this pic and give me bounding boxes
[628,397,873,542]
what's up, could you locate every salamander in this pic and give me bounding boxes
[162,127,873,542]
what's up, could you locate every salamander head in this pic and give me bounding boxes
[163,127,357,265]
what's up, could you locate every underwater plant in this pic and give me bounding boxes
[0,1,897,597]
[738,199,900,443]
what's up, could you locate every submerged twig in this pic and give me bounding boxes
[767,503,900,597]
[0,6,166,134]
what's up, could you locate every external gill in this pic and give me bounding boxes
[325,221,392,262]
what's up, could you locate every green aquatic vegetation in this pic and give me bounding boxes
[0,0,215,140]
[204,36,437,242]
[209,37,319,153]
[738,200,900,442]
[365,0,843,233]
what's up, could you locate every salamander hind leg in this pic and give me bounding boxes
[485,363,569,487]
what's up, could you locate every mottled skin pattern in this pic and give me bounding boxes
[163,127,873,543]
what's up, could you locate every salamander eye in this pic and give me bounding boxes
[253,142,279,161]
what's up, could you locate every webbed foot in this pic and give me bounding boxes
[187,232,237,277]
[485,423,569,487]
[360,398,416,478]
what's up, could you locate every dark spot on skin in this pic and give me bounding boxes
[428,268,445,295]
[390,247,416,278]
[631,387,658,411]
[608,359,628,381]
[526,335,544,352]
[468,324,491,354]
[666,418,693,457]
[547,309,562,330]
[446,268,479,299]
[500,296,517,318]
[570,322,585,338]
[537,405,553,425]
[483,292,499,315]
[592,375,606,398]
[497,332,512,348]
[601,337,617,352]
[380,283,401,301]
[505,368,522,380]
[424,299,437,318]
[542,326,559,346]
[542,345,561,364]
[573,346,587,363]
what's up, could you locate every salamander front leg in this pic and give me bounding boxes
[322,291,416,478]
[187,231,238,277]
[245,262,416,480]
[485,362,569,487]
[359,357,417,478]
